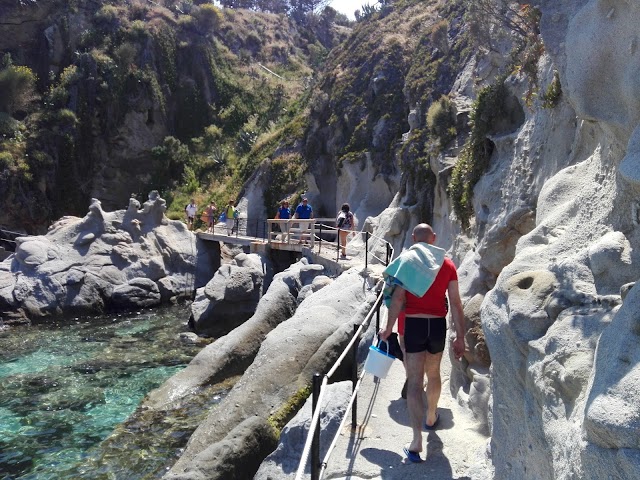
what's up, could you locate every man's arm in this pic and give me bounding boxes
[380,286,405,341]
[447,279,466,359]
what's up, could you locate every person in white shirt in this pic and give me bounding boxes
[185,199,197,231]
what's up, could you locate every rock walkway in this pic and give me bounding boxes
[323,348,493,479]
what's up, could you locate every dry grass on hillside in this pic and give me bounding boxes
[220,9,311,101]
[371,1,444,54]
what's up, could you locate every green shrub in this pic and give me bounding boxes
[151,136,192,190]
[541,70,562,109]
[245,31,262,50]
[55,109,79,129]
[59,65,81,86]
[307,42,327,68]
[182,165,199,194]
[430,20,449,53]
[263,152,304,213]
[28,150,53,167]
[448,79,508,229]
[0,151,12,169]
[0,112,20,137]
[129,2,149,20]
[115,43,138,75]
[47,85,70,108]
[203,124,223,149]
[177,14,195,33]
[0,64,38,114]
[426,95,456,148]
[166,211,184,221]
[193,4,222,33]
[128,20,150,41]
[94,5,120,32]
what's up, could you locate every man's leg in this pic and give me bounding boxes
[405,350,427,452]
[424,351,443,427]
[399,335,407,398]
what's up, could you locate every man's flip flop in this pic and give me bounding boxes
[424,412,440,431]
[402,446,423,463]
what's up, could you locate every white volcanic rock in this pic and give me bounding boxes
[254,381,352,479]
[0,192,218,324]
[584,284,640,450]
[466,1,640,478]
[146,259,325,410]
[189,252,272,337]
[164,268,377,479]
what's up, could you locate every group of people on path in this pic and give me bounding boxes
[184,198,238,235]
[379,223,466,464]
[274,197,355,257]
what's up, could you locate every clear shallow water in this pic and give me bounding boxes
[0,306,218,480]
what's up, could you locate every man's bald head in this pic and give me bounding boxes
[412,223,436,244]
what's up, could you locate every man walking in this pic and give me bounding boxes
[380,223,465,463]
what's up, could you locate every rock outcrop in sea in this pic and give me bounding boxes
[0,191,218,326]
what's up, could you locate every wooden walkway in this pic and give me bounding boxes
[195,218,364,276]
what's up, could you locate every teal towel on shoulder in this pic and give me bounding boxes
[383,243,446,305]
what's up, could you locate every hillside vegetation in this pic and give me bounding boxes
[0,0,543,233]
[0,0,349,231]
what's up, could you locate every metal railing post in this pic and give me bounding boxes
[318,223,323,253]
[385,242,390,265]
[365,231,369,269]
[376,301,380,333]
[336,228,341,261]
[351,324,359,429]
[311,373,322,480]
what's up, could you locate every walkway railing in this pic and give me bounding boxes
[266,219,316,248]
[265,218,393,269]
[294,239,394,480]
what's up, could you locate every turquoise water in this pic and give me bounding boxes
[0,306,221,480]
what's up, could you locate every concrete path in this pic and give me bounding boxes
[323,349,492,480]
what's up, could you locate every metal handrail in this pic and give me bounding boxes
[294,240,394,480]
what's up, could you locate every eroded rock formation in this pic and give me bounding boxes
[0,192,218,325]
[443,1,640,478]
[164,268,377,479]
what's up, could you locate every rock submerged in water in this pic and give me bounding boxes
[189,252,270,337]
[0,192,218,323]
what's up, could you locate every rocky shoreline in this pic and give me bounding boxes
[0,192,218,327]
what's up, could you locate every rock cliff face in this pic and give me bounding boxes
[0,1,345,230]
[376,1,640,478]
[272,1,638,478]
[482,2,639,478]
[3,1,640,477]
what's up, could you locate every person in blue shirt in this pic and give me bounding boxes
[275,200,291,220]
[293,197,313,244]
[294,197,313,219]
[275,200,291,241]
